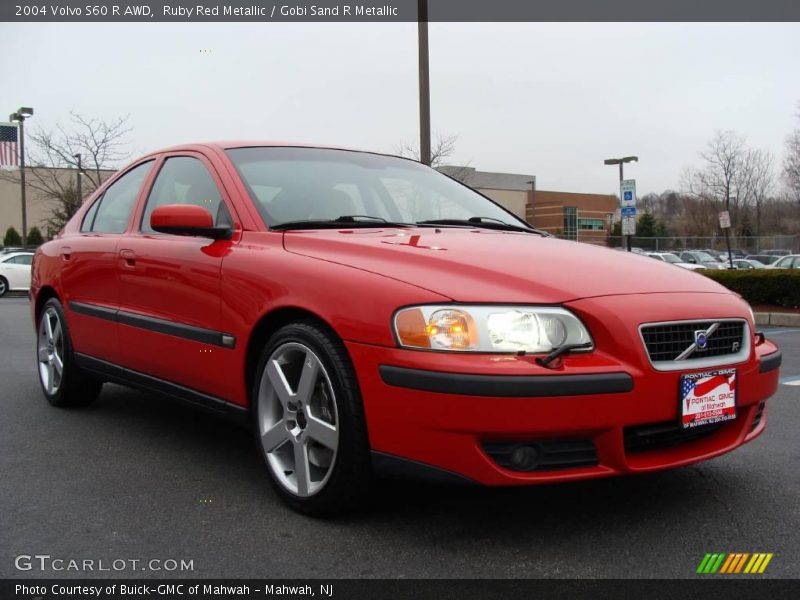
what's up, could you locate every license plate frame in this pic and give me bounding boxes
[679,368,737,429]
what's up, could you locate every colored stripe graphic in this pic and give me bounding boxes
[719,554,739,573]
[697,552,773,574]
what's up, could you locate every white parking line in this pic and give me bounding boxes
[780,374,800,386]
[762,328,800,335]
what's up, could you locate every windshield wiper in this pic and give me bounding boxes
[271,215,413,231]
[416,217,548,236]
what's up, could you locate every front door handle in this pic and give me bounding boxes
[61,246,72,261]
[119,249,136,268]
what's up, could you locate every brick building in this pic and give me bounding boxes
[439,166,618,245]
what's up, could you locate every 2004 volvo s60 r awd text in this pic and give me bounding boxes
[30,143,782,515]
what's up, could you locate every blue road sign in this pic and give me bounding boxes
[621,206,637,217]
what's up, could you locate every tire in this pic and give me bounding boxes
[37,298,103,407]
[0,276,8,297]
[253,320,371,517]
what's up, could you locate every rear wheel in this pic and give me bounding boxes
[37,298,102,407]
[253,320,371,516]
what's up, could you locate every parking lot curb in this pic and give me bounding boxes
[755,312,800,327]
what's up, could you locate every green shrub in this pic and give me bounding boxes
[26,226,44,246]
[3,226,22,247]
[701,269,800,308]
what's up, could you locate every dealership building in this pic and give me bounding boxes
[439,166,619,245]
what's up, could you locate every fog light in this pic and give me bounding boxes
[510,445,539,470]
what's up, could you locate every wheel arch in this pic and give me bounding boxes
[34,285,60,322]
[244,305,341,407]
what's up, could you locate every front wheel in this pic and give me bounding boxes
[253,320,371,516]
[37,298,102,407]
[0,276,8,297]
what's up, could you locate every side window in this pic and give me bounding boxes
[141,157,231,233]
[81,197,101,232]
[14,255,33,265]
[91,161,154,234]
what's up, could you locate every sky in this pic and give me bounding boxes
[1,22,799,196]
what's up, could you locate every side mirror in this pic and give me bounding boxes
[150,204,232,240]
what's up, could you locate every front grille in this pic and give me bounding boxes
[751,402,766,432]
[483,439,598,472]
[641,320,745,362]
[624,420,725,453]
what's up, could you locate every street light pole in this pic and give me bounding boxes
[417,0,431,166]
[9,107,33,247]
[526,177,537,227]
[74,153,82,203]
[604,155,638,252]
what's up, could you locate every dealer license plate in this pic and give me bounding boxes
[679,368,737,429]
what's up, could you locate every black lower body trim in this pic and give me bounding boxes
[370,451,476,485]
[379,365,633,397]
[759,350,782,373]
[68,301,236,348]
[75,353,249,427]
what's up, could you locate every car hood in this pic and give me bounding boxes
[283,228,731,303]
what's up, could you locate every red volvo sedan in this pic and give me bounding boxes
[30,143,781,515]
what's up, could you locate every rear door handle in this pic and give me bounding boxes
[119,249,136,268]
[61,246,71,261]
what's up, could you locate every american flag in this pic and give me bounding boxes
[0,123,19,167]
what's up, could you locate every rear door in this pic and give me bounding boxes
[60,160,155,362]
[115,153,239,398]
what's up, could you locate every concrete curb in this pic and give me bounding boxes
[754,312,800,327]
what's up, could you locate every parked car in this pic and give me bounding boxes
[0,251,34,297]
[679,251,725,270]
[766,254,800,269]
[762,249,791,256]
[745,254,780,265]
[646,252,705,271]
[731,259,766,269]
[30,143,782,515]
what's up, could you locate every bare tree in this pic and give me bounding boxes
[396,133,459,169]
[741,148,775,236]
[0,112,132,235]
[785,104,800,203]
[683,130,753,234]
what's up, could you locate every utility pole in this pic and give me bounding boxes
[417,0,431,166]
[9,107,33,246]
[74,153,82,203]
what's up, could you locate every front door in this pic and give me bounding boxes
[115,153,238,399]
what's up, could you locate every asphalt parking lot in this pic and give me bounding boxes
[1,295,799,579]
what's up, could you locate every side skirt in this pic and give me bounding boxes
[74,353,250,429]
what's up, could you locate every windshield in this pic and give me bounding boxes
[225,147,528,229]
[661,254,680,263]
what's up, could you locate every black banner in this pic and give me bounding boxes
[3,579,800,600]
[2,0,800,23]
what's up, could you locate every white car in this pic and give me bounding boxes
[646,252,705,271]
[766,254,800,269]
[0,251,34,296]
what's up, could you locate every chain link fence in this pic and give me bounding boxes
[602,235,799,254]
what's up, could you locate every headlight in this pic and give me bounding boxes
[393,305,593,353]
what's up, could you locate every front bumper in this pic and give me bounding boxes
[346,294,781,486]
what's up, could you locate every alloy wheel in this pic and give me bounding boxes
[38,307,65,395]
[257,342,339,497]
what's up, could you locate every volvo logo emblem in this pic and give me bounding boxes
[694,330,709,350]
